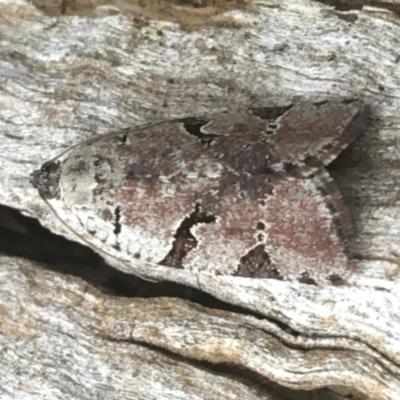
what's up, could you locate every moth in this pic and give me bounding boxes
[31,99,370,286]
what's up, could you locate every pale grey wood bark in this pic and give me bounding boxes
[1,0,400,399]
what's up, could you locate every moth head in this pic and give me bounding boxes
[30,160,61,200]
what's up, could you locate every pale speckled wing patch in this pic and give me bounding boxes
[31,98,370,286]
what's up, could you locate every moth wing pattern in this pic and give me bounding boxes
[31,98,370,286]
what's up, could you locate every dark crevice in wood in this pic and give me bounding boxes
[316,0,400,17]
[105,336,348,400]
[2,204,398,376]
[0,204,301,336]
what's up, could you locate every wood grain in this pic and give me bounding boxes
[1,0,400,399]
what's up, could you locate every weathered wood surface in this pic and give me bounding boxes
[1,0,400,399]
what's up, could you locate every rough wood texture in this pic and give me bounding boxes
[1,0,400,399]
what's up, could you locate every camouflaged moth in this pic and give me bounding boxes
[31,98,370,286]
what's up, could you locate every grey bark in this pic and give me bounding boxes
[1,0,400,399]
